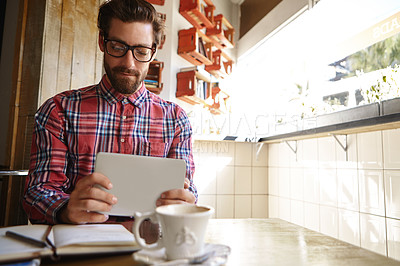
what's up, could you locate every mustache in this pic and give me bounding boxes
[112,66,140,76]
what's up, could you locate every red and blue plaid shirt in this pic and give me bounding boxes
[23,75,197,224]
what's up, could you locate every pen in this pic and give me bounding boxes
[5,230,48,248]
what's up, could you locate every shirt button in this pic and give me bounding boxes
[123,99,128,104]
[122,115,127,119]
[121,139,125,143]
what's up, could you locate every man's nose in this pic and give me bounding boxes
[120,49,137,69]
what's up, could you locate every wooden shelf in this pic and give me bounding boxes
[209,86,229,115]
[146,0,165,5]
[205,49,233,78]
[145,60,164,94]
[179,0,215,29]
[176,69,211,105]
[178,27,213,65]
[157,13,166,49]
[177,1,234,115]
[206,14,234,50]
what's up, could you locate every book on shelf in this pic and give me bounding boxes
[145,79,159,89]
[0,224,138,264]
[198,37,207,57]
[145,83,159,89]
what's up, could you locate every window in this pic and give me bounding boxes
[228,0,400,136]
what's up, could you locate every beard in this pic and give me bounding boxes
[103,59,148,95]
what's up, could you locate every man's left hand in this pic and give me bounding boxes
[155,178,195,206]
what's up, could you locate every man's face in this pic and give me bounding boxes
[100,18,155,95]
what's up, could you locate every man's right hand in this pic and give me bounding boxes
[58,172,117,224]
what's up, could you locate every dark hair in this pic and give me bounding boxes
[98,0,165,47]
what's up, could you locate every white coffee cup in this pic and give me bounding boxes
[133,204,214,260]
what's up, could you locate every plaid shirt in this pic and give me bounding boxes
[23,75,196,224]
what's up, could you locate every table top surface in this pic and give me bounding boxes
[42,218,400,266]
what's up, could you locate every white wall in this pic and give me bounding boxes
[267,128,400,261]
[194,140,268,218]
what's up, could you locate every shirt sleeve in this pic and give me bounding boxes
[167,106,198,202]
[23,97,71,224]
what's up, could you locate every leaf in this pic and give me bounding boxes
[383,75,387,82]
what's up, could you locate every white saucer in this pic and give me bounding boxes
[133,243,231,265]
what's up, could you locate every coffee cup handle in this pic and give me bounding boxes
[133,212,162,250]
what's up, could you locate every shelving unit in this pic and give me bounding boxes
[146,0,165,5]
[145,60,164,94]
[176,0,234,115]
[205,49,233,78]
[209,86,229,114]
[157,13,166,49]
[176,69,211,105]
[179,0,215,29]
[206,14,235,50]
[178,27,213,65]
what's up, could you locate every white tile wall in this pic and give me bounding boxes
[279,167,290,198]
[217,166,234,195]
[268,143,280,167]
[360,213,387,256]
[279,197,291,221]
[268,167,279,196]
[194,140,268,219]
[383,128,400,169]
[252,143,268,167]
[336,134,358,169]
[338,209,360,246]
[216,195,234,218]
[252,167,268,194]
[318,137,336,168]
[234,166,251,194]
[359,170,385,216]
[290,200,304,226]
[384,170,400,219]
[319,168,337,207]
[304,202,319,232]
[387,218,400,260]
[264,129,400,261]
[337,169,359,211]
[302,138,318,168]
[320,205,338,238]
[268,195,279,218]
[357,131,383,169]
[252,195,268,218]
[195,127,400,261]
[290,168,304,201]
[234,195,251,218]
[303,167,319,203]
[235,142,252,166]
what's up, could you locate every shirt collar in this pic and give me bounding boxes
[99,74,147,107]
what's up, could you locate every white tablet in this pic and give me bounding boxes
[94,152,186,216]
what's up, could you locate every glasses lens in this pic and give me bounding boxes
[133,47,153,62]
[106,40,127,57]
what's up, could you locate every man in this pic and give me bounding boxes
[23,0,197,227]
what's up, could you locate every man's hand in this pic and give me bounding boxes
[58,172,117,224]
[155,178,195,206]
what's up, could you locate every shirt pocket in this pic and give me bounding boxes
[134,142,169,157]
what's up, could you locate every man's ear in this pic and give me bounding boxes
[98,32,105,52]
[151,48,157,62]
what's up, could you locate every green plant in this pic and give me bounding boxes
[359,64,400,104]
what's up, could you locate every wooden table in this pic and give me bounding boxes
[42,218,400,265]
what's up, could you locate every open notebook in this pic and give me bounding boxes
[0,224,138,264]
[94,152,186,216]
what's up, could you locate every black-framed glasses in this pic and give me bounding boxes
[104,39,156,62]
